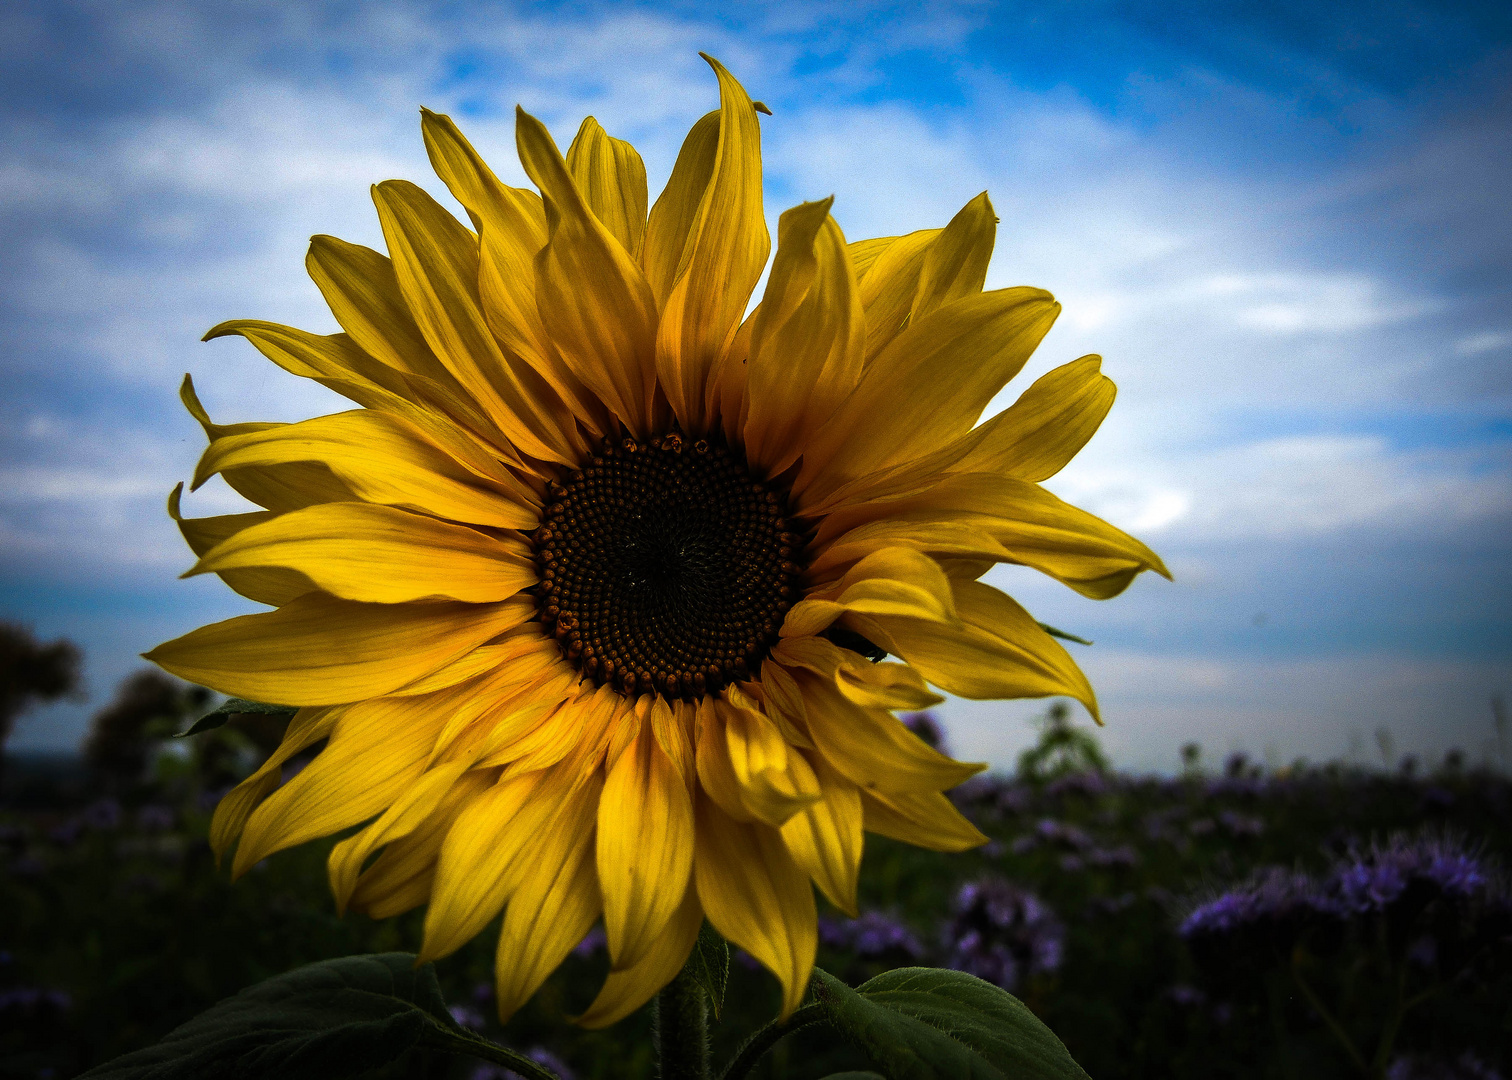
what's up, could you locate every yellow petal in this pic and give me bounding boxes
[805,354,1117,516]
[947,354,1115,482]
[388,631,553,697]
[855,228,938,362]
[494,771,604,1021]
[327,760,472,914]
[721,699,821,826]
[779,753,863,915]
[865,579,1101,719]
[180,375,355,512]
[643,110,717,308]
[861,788,988,852]
[797,288,1059,499]
[653,55,770,433]
[191,409,538,530]
[420,767,549,963]
[790,663,983,794]
[809,519,1012,581]
[566,116,649,257]
[909,192,995,322]
[694,696,753,823]
[784,547,958,636]
[305,235,454,384]
[694,793,816,1019]
[419,110,607,431]
[347,766,499,919]
[231,691,452,877]
[744,199,864,475]
[169,483,313,606]
[597,700,696,968]
[845,235,896,283]
[208,706,337,862]
[186,502,537,604]
[515,107,657,434]
[372,178,581,465]
[578,880,701,1029]
[817,472,1170,600]
[146,593,533,705]
[205,319,534,490]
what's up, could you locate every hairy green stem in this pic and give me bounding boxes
[716,1004,827,1080]
[657,969,710,1080]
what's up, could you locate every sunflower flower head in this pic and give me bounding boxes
[148,54,1168,1026]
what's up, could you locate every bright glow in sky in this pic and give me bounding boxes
[3,0,1509,771]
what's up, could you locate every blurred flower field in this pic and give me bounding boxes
[2,689,1509,1080]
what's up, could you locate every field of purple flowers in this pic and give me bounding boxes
[2,687,1509,1080]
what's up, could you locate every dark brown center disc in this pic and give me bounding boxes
[532,433,802,699]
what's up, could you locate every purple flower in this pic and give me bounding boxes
[449,1003,487,1031]
[820,911,926,963]
[470,1046,575,1080]
[1179,867,1335,940]
[902,712,947,754]
[943,878,1064,991]
[1328,834,1494,915]
[572,925,606,959]
[1386,1053,1506,1080]
[0,987,72,1017]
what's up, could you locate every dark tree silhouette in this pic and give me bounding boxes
[0,622,83,755]
[83,670,211,784]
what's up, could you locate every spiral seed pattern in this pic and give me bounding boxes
[532,433,802,699]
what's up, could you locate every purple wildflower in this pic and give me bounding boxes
[449,1003,487,1031]
[1328,834,1492,915]
[943,878,1065,992]
[0,987,72,1017]
[820,911,926,964]
[1386,1053,1506,1080]
[1179,867,1335,940]
[470,1046,575,1080]
[572,925,606,959]
[902,712,947,754]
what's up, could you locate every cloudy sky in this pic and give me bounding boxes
[3,0,1509,771]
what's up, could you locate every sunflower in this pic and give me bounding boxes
[148,55,1167,1025]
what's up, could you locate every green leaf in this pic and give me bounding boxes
[178,697,299,737]
[821,1074,888,1079]
[76,953,560,1080]
[689,920,731,1020]
[811,967,1091,1080]
[1036,623,1093,647]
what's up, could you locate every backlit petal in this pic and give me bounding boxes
[145,593,533,705]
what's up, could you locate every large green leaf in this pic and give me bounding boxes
[811,967,1091,1080]
[76,953,558,1080]
[177,697,298,737]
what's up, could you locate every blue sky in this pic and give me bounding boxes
[2,0,1509,770]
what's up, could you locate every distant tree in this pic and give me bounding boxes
[0,622,83,757]
[1017,701,1109,781]
[82,670,211,786]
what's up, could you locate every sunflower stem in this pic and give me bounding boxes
[656,967,710,1080]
